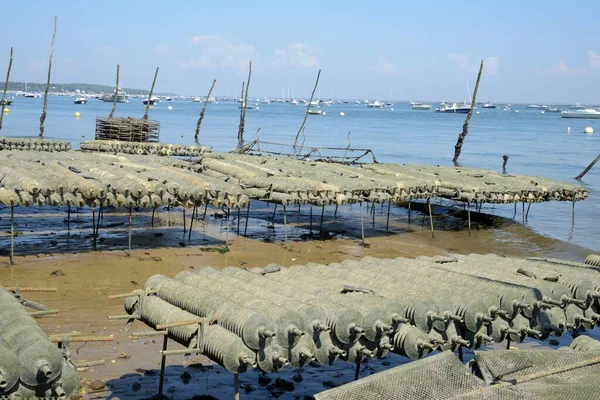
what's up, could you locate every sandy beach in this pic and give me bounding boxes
[0,202,596,399]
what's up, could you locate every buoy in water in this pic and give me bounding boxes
[339,112,345,116]
[390,108,394,111]
[3,107,8,113]
[584,127,593,134]
[168,105,173,110]
[74,111,81,118]
[567,126,571,134]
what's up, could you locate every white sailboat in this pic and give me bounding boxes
[23,77,36,98]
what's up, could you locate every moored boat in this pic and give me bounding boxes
[367,100,383,108]
[102,89,129,103]
[435,103,471,113]
[0,99,12,106]
[411,103,431,110]
[73,97,87,105]
[560,109,600,119]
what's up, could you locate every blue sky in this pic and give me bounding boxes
[2,1,600,103]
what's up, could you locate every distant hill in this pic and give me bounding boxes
[5,81,176,96]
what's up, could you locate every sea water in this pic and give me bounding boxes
[1,96,598,251]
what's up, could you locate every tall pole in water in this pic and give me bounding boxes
[452,60,484,164]
[39,16,57,138]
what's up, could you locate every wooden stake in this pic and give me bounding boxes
[182,208,186,233]
[244,201,250,236]
[428,198,434,239]
[452,60,484,163]
[467,201,471,236]
[502,154,509,174]
[67,205,71,231]
[195,79,216,139]
[188,205,196,240]
[143,67,159,120]
[575,154,600,180]
[92,208,97,249]
[39,16,57,139]
[12,287,57,293]
[236,207,241,235]
[109,64,120,118]
[156,319,202,330]
[128,207,132,256]
[320,206,325,234]
[95,204,102,238]
[372,202,375,229]
[354,361,360,381]
[283,205,288,247]
[158,335,168,397]
[225,207,230,247]
[386,201,391,231]
[237,81,245,146]
[10,206,14,265]
[360,202,365,245]
[237,61,252,147]
[294,69,321,153]
[0,47,13,131]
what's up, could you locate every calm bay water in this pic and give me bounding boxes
[1,96,599,251]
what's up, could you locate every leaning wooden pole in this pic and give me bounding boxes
[39,16,57,138]
[195,79,217,140]
[452,60,484,163]
[0,47,13,131]
[108,64,120,118]
[237,81,245,147]
[293,69,321,153]
[143,67,159,120]
[237,60,252,146]
[575,154,600,180]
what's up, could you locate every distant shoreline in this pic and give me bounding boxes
[3,81,176,96]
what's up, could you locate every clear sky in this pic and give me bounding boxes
[2,1,600,103]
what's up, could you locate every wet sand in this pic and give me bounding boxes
[0,202,596,399]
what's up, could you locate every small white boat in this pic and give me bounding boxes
[560,109,600,119]
[164,96,173,102]
[481,102,496,109]
[367,100,383,108]
[103,89,129,103]
[545,107,561,113]
[569,103,586,110]
[307,108,323,115]
[526,104,540,109]
[436,103,472,113]
[411,103,431,110]
[191,97,201,102]
[73,97,87,105]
